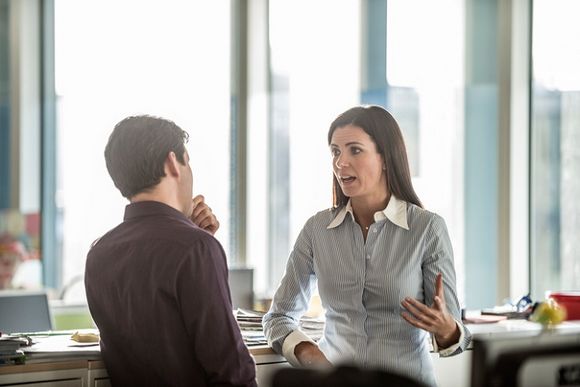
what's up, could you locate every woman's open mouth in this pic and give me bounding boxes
[340,175,356,185]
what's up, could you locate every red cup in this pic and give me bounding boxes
[549,291,580,321]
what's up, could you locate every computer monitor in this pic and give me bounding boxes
[471,330,580,387]
[228,267,254,310]
[0,290,53,334]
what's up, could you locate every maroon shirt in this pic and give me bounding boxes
[85,201,256,387]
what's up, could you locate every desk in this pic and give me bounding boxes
[2,320,580,387]
[0,343,285,387]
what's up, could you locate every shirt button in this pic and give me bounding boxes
[366,254,371,259]
[373,229,378,233]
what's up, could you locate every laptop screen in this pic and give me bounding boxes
[0,290,53,334]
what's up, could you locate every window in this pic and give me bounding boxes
[54,0,231,296]
[255,0,466,302]
[0,0,42,290]
[252,0,361,295]
[386,0,465,303]
[25,0,487,307]
[530,0,580,299]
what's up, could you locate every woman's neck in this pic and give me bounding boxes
[351,192,391,228]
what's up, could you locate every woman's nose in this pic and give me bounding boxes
[335,154,348,168]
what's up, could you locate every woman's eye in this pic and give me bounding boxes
[351,147,361,155]
[331,149,340,157]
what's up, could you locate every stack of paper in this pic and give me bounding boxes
[236,309,265,331]
[0,335,30,365]
[234,309,325,347]
[235,309,268,346]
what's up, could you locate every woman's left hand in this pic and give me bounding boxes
[400,273,460,349]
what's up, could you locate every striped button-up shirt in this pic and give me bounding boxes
[263,196,471,387]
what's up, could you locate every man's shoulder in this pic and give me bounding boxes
[89,216,220,253]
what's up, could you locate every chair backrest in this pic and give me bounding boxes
[273,365,428,387]
[0,290,53,334]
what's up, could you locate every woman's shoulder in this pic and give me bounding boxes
[407,203,447,230]
[302,207,343,229]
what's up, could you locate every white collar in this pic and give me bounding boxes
[327,195,409,230]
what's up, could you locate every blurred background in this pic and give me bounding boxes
[0,0,578,325]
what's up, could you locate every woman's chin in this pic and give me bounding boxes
[340,189,358,198]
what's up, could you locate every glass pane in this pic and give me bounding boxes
[531,0,580,299]
[0,0,9,210]
[256,0,361,294]
[54,0,231,298]
[387,0,466,302]
[260,0,465,302]
[0,1,42,290]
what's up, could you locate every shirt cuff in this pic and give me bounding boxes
[431,318,465,356]
[282,330,317,367]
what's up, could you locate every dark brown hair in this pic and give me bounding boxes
[105,115,189,198]
[327,105,423,208]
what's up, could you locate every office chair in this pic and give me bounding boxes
[272,365,428,387]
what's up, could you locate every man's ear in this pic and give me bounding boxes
[165,151,181,177]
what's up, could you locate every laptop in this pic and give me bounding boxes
[0,290,53,334]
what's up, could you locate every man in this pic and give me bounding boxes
[85,115,256,387]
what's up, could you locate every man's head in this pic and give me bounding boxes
[105,115,191,201]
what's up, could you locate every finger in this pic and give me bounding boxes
[192,203,210,219]
[433,273,444,310]
[401,303,435,328]
[433,296,445,312]
[197,215,216,230]
[435,273,444,300]
[433,296,444,310]
[402,298,438,320]
[196,217,211,230]
[192,208,212,226]
[205,220,219,235]
[401,311,430,332]
[196,212,219,234]
[191,194,205,210]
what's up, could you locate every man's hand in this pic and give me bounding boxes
[190,195,220,235]
[400,273,460,349]
[294,342,332,368]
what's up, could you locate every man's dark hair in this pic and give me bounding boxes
[327,105,423,209]
[105,115,189,198]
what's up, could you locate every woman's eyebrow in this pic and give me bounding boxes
[329,141,365,147]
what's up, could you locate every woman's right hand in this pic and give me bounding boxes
[294,341,332,368]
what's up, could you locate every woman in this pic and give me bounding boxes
[263,105,471,386]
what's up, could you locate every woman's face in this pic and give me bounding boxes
[330,124,387,202]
